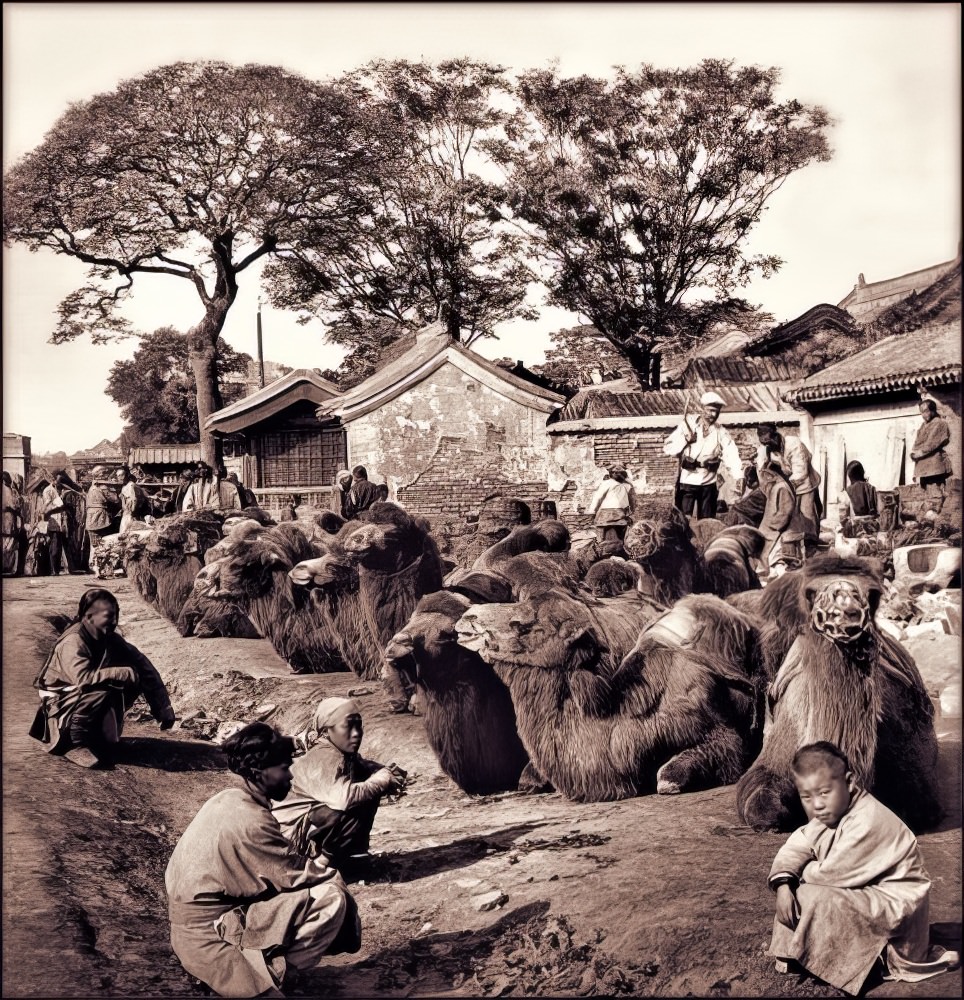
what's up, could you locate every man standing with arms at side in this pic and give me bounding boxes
[663,391,742,520]
[910,398,952,520]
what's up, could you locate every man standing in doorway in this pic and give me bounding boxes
[663,391,742,520]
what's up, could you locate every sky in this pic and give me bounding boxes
[2,2,960,454]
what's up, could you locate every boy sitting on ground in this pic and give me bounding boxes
[272,698,408,873]
[767,741,958,995]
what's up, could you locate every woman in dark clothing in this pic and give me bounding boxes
[844,461,879,517]
[723,466,767,528]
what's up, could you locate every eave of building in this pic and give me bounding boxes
[837,257,959,309]
[318,343,565,424]
[547,410,800,434]
[205,369,342,435]
[787,367,961,405]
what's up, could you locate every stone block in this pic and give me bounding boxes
[472,890,508,912]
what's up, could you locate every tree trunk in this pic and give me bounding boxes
[188,301,231,469]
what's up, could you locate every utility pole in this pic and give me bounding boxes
[256,296,265,389]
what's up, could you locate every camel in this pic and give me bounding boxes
[454,588,762,802]
[735,553,942,832]
[288,503,446,679]
[384,591,532,795]
[701,526,766,598]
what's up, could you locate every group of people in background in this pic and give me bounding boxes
[582,390,954,581]
[330,465,389,521]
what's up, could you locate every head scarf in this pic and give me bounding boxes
[335,469,352,487]
[313,697,361,732]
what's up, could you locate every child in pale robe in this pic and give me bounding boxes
[767,741,958,995]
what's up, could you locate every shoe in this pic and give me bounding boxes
[62,746,101,769]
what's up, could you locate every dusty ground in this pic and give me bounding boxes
[2,574,961,998]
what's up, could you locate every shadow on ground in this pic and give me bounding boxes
[346,821,553,885]
[114,736,227,772]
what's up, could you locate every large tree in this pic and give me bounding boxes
[3,61,369,464]
[491,60,831,385]
[106,326,251,446]
[267,58,536,348]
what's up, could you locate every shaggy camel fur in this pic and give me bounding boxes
[197,522,349,672]
[144,524,204,624]
[471,521,571,574]
[454,588,758,802]
[583,558,646,597]
[623,502,704,605]
[701,526,766,598]
[385,591,531,794]
[735,553,941,832]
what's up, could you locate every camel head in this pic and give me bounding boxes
[455,589,607,671]
[340,505,425,572]
[287,552,358,593]
[623,503,692,566]
[192,560,224,599]
[803,554,883,645]
[385,592,472,671]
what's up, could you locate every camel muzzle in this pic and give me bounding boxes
[810,579,872,644]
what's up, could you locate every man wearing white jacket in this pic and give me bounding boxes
[663,391,742,520]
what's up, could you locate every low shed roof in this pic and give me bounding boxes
[786,324,961,404]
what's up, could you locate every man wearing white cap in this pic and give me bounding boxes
[663,390,743,519]
[272,698,407,872]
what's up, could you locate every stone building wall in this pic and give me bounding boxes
[345,361,555,521]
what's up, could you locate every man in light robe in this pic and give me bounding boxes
[272,698,407,872]
[28,588,175,767]
[767,741,958,994]
[166,722,360,997]
[663,391,742,520]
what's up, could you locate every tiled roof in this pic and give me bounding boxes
[681,355,796,384]
[786,324,961,403]
[744,304,855,353]
[206,368,342,433]
[557,381,788,422]
[317,324,565,423]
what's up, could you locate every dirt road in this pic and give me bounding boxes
[2,575,961,998]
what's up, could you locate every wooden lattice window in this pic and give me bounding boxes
[260,429,346,488]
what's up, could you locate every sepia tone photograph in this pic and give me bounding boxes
[2,2,961,997]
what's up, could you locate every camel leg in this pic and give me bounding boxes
[735,764,803,831]
[655,728,747,794]
[518,762,553,795]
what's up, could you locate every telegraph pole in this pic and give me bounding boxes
[256,296,265,388]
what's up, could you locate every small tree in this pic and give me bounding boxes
[106,326,251,445]
[3,61,369,464]
[492,60,832,385]
[268,58,536,349]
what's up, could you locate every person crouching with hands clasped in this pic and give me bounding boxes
[767,741,959,994]
[166,722,361,998]
[272,698,409,875]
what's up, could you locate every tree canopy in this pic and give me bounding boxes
[491,60,832,384]
[267,58,536,347]
[3,60,369,462]
[106,326,251,446]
